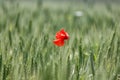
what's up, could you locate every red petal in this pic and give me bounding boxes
[53,39,64,46]
[64,32,69,40]
[56,29,69,40]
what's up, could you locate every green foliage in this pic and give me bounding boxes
[0,2,120,80]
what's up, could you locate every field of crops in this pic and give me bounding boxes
[0,1,120,80]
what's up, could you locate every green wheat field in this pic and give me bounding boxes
[0,1,120,80]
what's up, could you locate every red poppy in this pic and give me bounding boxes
[53,39,64,46]
[53,29,69,46]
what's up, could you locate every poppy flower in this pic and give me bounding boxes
[53,39,64,46]
[53,29,69,46]
[56,29,69,40]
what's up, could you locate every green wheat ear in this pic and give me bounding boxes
[15,12,20,33]
[66,56,71,80]
[8,29,12,47]
[28,19,32,33]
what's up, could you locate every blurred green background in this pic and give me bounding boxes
[0,0,120,80]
